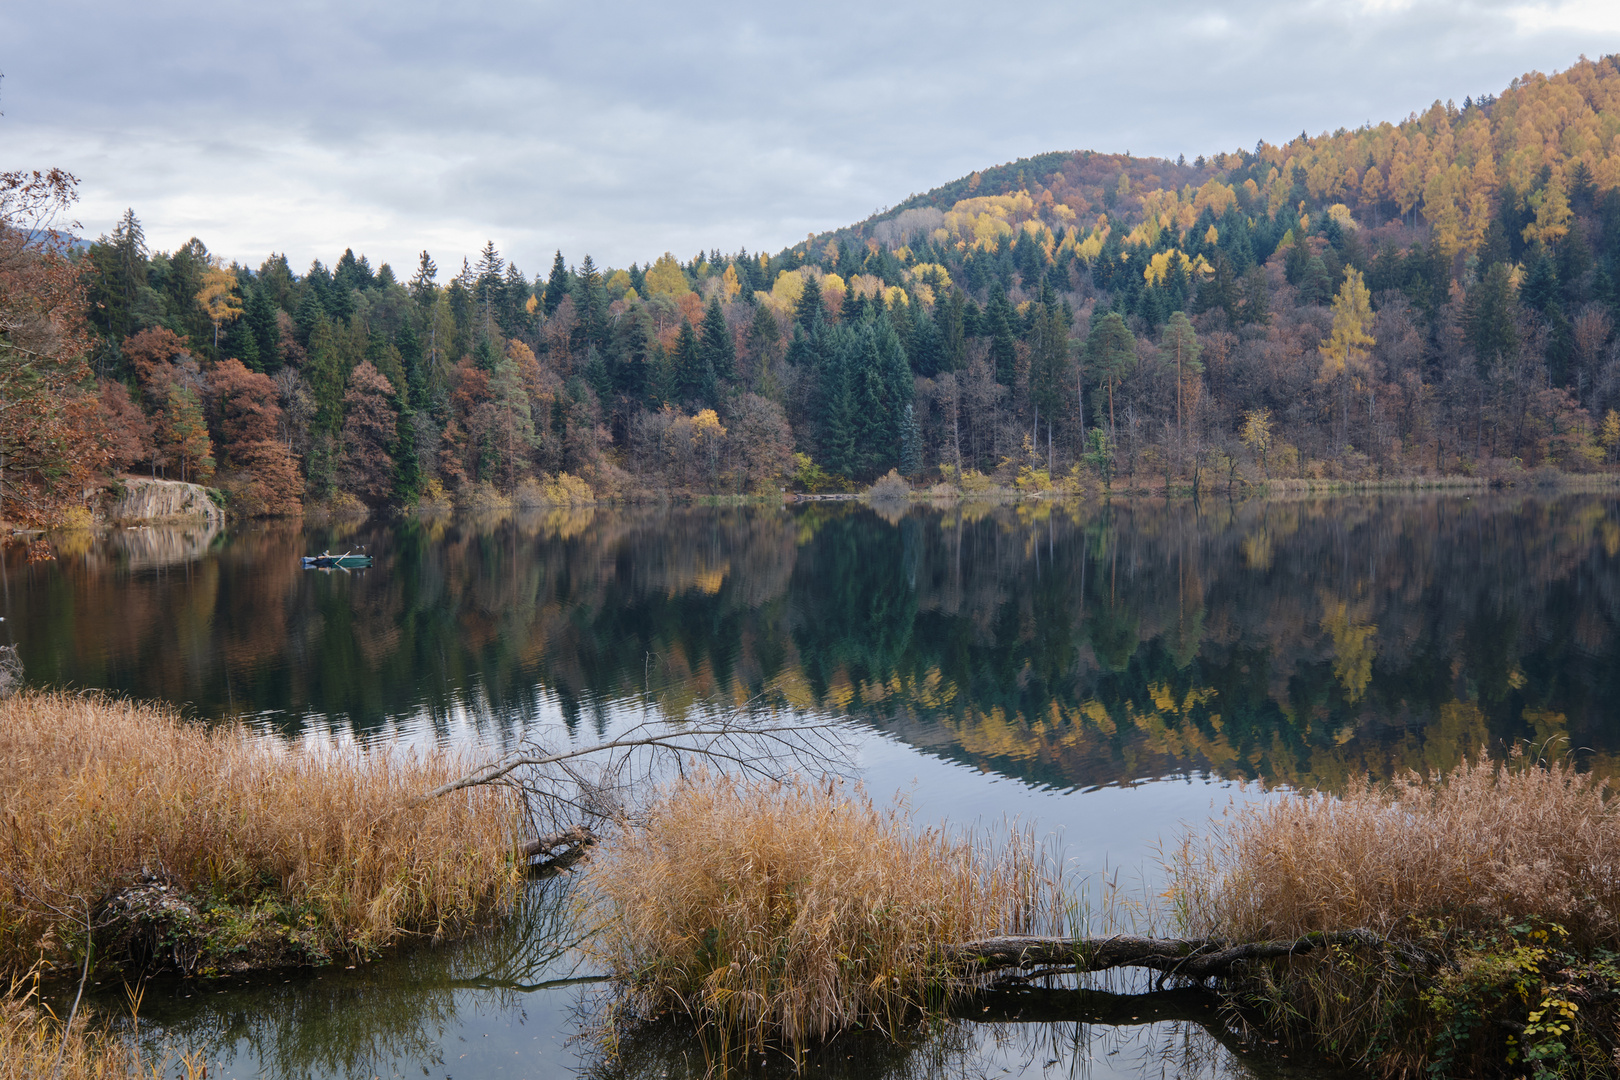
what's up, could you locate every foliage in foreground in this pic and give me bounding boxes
[586,770,1064,1053]
[0,691,525,978]
[0,971,205,1080]
[1172,747,1620,1077]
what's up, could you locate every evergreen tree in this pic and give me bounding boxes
[795,274,824,328]
[699,296,736,383]
[573,254,608,358]
[543,251,570,315]
[409,251,439,306]
[986,285,1017,384]
[1084,312,1136,435]
[474,240,505,339]
[1466,262,1520,372]
[669,320,712,406]
[898,403,923,476]
[841,286,866,323]
[942,291,966,372]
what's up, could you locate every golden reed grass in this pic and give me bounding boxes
[0,690,525,976]
[1171,747,1620,948]
[1170,747,1620,1075]
[586,770,1063,1053]
[0,972,202,1080]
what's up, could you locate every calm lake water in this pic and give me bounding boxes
[8,494,1620,1079]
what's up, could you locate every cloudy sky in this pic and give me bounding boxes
[3,1,1618,278]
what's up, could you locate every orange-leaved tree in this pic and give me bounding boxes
[0,169,110,526]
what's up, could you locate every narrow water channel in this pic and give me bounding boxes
[9,495,1619,1078]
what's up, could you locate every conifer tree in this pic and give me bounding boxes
[795,275,824,328]
[543,251,570,315]
[699,297,736,383]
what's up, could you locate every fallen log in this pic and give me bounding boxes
[945,929,1443,982]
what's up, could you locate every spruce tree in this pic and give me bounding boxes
[670,321,712,406]
[699,296,736,383]
[795,275,824,328]
[986,285,1017,384]
[899,403,923,476]
[543,251,570,315]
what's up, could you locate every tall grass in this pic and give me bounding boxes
[586,770,1063,1053]
[1170,747,1620,1074]
[0,972,202,1080]
[0,691,525,976]
[1171,747,1620,948]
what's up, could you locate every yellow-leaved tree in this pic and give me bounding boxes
[644,253,691,298]
[197,257,244,350]
[1319,266,1375,455]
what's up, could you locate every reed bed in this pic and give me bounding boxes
[586,770,1064,1053]
[0,690,525,977]
[1170,747,1620,1076]
[1172,747,1620,948]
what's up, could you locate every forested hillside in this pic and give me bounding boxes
[8,55,1620,524]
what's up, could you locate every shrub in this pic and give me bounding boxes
[862,470,910,501]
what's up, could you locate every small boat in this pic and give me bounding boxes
[301,550,373,570]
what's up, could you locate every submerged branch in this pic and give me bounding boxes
[945,929,1443,981]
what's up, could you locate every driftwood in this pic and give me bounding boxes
[946,929,1443,982]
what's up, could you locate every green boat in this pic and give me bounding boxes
[301,551,373,569]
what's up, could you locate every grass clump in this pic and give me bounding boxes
[1172,747,1620,1076]
[586,770,1061,1053]
[0,691,525,979]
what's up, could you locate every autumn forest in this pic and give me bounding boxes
[9,56,1620,525]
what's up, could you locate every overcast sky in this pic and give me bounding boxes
[3,1,1619,278]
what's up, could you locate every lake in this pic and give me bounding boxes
[7,493,1619,1079]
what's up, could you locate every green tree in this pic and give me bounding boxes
[669,320,712,406]
[542,251,570,316]
[1084,312,1136,438]
[699,296,736,383]
[1160,311,1202,443]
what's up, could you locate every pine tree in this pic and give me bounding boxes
[1084,312,1136,436]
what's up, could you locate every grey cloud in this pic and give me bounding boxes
[2,0,1615,275]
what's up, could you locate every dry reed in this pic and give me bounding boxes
[1171,746,1620,948]
[0,691,525,977]
[0,972,202,1080]
[1170,747,1620,1075]
[586,770,1063,1053]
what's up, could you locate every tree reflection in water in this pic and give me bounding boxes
[9,495,1620,796]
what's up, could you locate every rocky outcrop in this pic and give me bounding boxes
[105,477,224,525]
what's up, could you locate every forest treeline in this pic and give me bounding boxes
[9,56,1620,524]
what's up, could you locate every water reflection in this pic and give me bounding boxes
[8,496,1619,794]
[95,881,1306,1080]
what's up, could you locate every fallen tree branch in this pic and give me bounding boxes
[402,717,851,810]
[944,929,1443,982]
